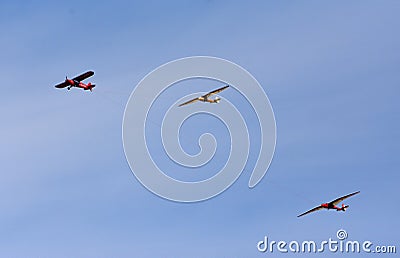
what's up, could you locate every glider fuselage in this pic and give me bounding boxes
[321,203,346,211]
[198,96,220,103]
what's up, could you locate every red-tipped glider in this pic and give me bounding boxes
[55,71,95,91]
[297,191,360,217]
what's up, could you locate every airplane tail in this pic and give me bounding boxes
[86,83,96,91]
[342,204,349,211]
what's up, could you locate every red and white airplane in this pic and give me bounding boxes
[297,191,360,217]
[55,71,95,91]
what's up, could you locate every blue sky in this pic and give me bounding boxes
[1,0,399,257]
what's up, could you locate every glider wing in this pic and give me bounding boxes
[330,191,360,206]
[203,85,229,98]
[178,97,200,107]
[297,205,324,217]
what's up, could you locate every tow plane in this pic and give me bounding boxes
[297,191,360,217]
[178,85,229,107]
[55,71,95,91]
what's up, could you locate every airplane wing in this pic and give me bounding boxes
[55,81,69,88]
[203,85,229,98]
[178,97,200,107]
[330,191,360,206]
[72,71,94,82]
[297,205,325,217]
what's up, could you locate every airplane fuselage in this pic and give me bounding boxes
[65,78,94,91]
[198,96,220,103]
[321,203,347,211]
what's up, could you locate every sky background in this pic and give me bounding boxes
[1,0,399,257]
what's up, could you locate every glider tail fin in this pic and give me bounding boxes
[342,204,349,211]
